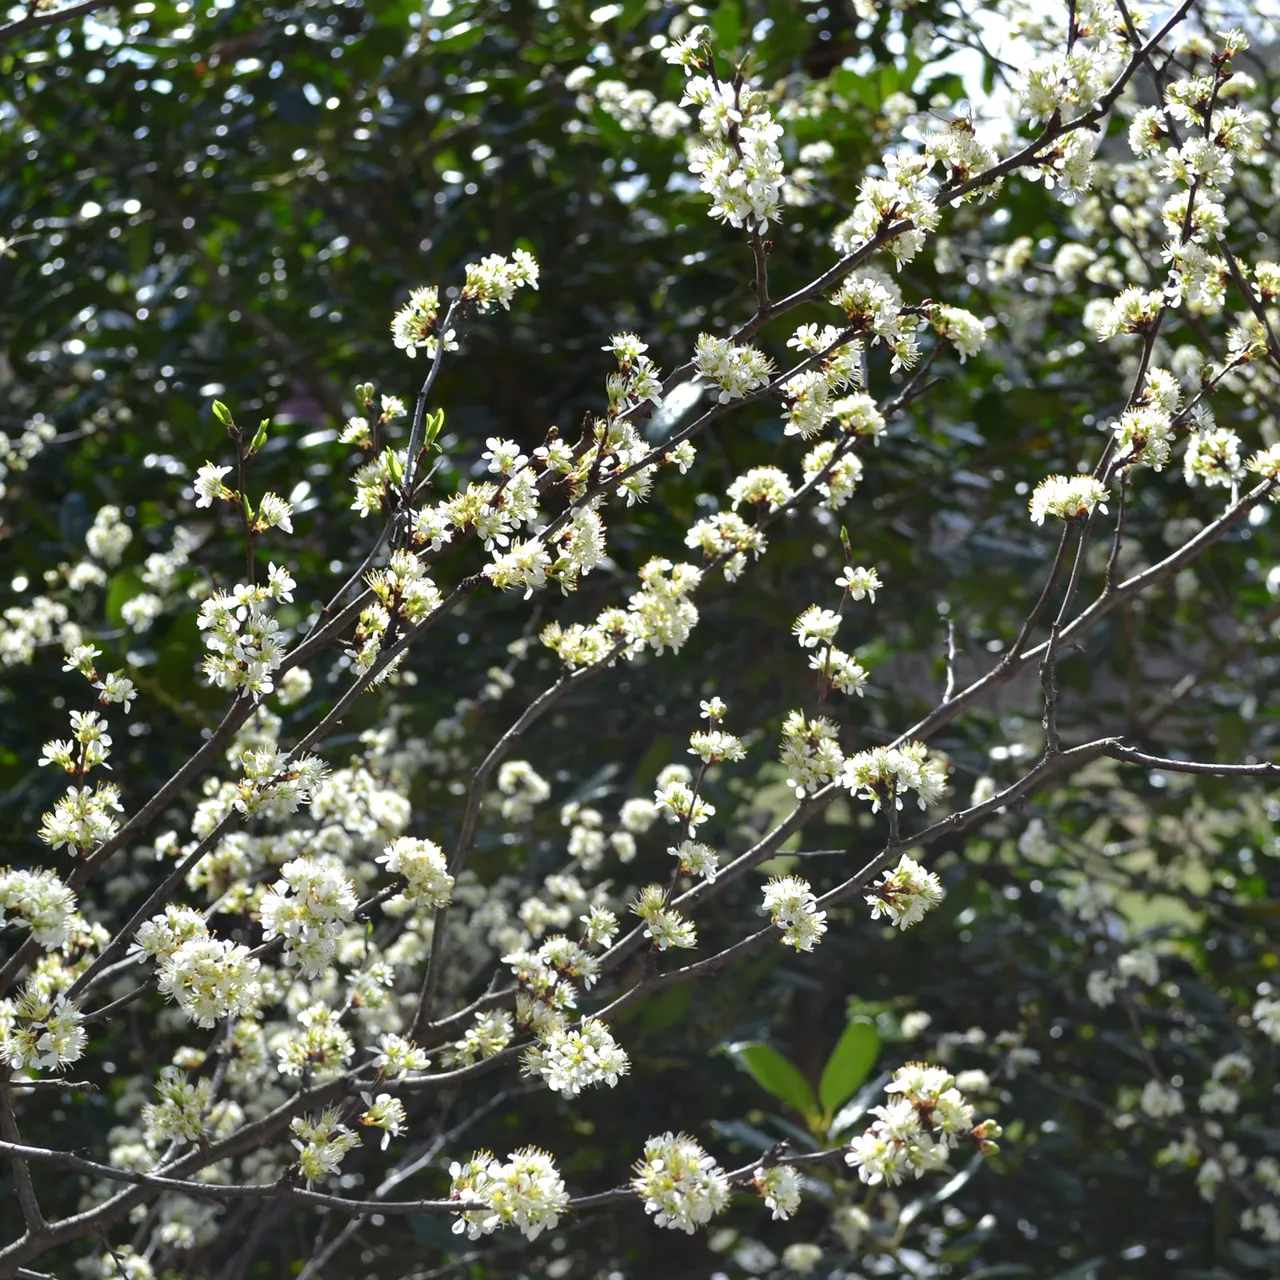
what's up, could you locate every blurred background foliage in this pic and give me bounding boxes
[1,0,1279,1277]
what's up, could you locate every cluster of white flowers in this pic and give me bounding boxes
[0,593,74,668]
[38,778,122,854]
[830,274,921,371]
[449,1147,569,1241]
[448,1009,515,1066]
[660,28,785,231]
[496,759,551,823]
[632,1131,731,1233]
[1252,993,1280,1042]
[359,1092,407,1149]
[1184,426,1243,489]
[761,875,828,951]
[132,905,264,1027]
[376,836,454,909]
[1140,1079,1185,1119]
[522,1016,630,1096]
[865,855,946,931]
[753,1165,804,1220]
[462,249,539,313]
[846,1062,999,1186]
[141,1066,219,1148]
[570,69,692,138]
[669,839,720,881]
[779,710,844,799]
[276,1003,356,1080]
[373,1031,431,1078]
[232,747,327,819]
[843,743,947,811]
[259,855,358,976]
[391,284,456,359]
[832,150,940,266]
[632,884,697,951]
[928,305,989,362]
[1028,474,1111,525]
[780,323,864,439]
[291,1107,361,1182]
[85,503,133,565]
[802,439,865,509]
[0,867,78,948]
[196,567,294,698]
[0,982,86,1071]
[0,412,55,502]
[693,333,774,403]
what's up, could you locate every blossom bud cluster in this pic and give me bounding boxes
[259,855,359,977]
[450,1147,570,1240]
[291,1107,361,1182]
[132,904,263,1028]
[660,28,785,232]
[846,1062,999,1186]
[762,875,828,952]
[376,836,454,909]
[0,981,86,1072]
[843,744,948,811]
[0,867,78,949]
[632,1131,731,1233]
[522,1016,630,1096]
[866,854,946,931]
[196,567,295,699]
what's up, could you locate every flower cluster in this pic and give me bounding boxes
[830,275,919,371]
[522,1017,630,1096]
[662,30,785,231]
[196,568,294,699]
[632,884,697,951]
[449,1147,569,1241]
[846,1063,999,1186]
[376,836,454,909]
[37,779,123,854]
[865,855,946,931]
[632,1131,731,1233]
[843,743,947,811]
[1028,474,1110,525]
[753,1165,804,1220]
[133,906,264,1027]
[0,867,78,948]
[461,248,539,312]
[762,876,828,951]
[0,982,86,1072]
[693,333,774,403]
[391,284,456,359]
[779,710,844,799]
[291,1108,361,1182]
[258,856,358,976]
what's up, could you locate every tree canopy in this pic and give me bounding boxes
[1,2,1280,1278]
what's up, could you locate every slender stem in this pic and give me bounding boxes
[0,1087,47,1237]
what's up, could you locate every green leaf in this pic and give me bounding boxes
[211,399,234,428]
[424,408,445,450]
[725,1041,817,1118]
[250,418,270,453]
[819,1018,880,1114]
